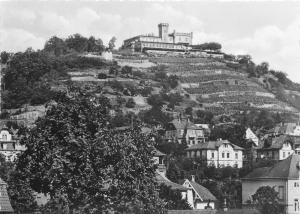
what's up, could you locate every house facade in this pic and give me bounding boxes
[242,154,300,214]
[245,128,259,146]
[257,135,294,161]
[0,127,26,162]
[182,175,217,210]
[165,119,206,147]
[185,139,243,168]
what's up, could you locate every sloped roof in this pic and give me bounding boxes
[0,178,14,212]
[243,154,300,180]
[154,149,165,157]
[156,171,188,191]
[188,180,217,201]
[185,140,243,151]
[257,135,292,150]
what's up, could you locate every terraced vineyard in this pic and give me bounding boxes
[149,56,298,114]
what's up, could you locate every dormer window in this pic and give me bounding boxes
[2,134,7,141]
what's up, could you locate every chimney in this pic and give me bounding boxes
[191,175,195,182]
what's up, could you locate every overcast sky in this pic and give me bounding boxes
[1,1,300,82]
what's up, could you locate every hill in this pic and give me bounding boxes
[1,35,300,127]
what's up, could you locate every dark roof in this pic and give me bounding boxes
[257,135,292,150]
[186,140,243,151]
[188,180,217,201]
[156,172,188,191]
[243,154,300,180]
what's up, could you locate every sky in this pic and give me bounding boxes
[1,1,300,82]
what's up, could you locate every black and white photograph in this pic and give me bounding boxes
[0,0,300,213]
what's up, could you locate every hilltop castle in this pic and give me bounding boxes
[122,23,193,52]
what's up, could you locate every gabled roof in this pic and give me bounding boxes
[185,140,243,151]
[156,171,188,191]
[185,180,217,202]
[243,154,300,180]
[154,149,165,157]
[257,135,292,150]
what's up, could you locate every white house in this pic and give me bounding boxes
[242,154,300,214]
[245,128,259,146]
[0,127,26,162]
[257,135,294,161]
[182,175,217,210]
[185,139,244,168]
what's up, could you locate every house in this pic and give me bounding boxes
[153,149,167,176]
[182,175,217,210]
[256,135,294,161]
[0,126,26,162]
[242,154,300,214]
[268,123,300,137]
[245,128,259,146]
[185,139,243,168]
[165,118,206,147]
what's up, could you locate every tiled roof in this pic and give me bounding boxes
[156,172,188,191]
[188,180,217,201]
[257,135,292,150]
[243,154,300,180]
[185,140,243,151]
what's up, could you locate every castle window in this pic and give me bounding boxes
[222,153,225,158]
[227,153,230,158]
[2,134,7,141]
[283,152,286,158]
[235,153,238,159]
[211,152,214,159]
[295,199,299,212]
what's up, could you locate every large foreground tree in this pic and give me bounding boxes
[16,92,164,213]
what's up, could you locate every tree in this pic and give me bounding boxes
[0,51,10,64]
[16,92,164,213]
[44,36,68,56]
[252,186,283,214]
[65,34,89,52]
[159,184,191,210]
[87,36,105,53]
[108,36,117,50]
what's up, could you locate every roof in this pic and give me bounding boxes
[0,178,14,212]
[187,180,217,201]
[243,154,300,180]
[156,171,188,191]
[257,135,292,150]
[185,140,243,151]
[154,149,165,157]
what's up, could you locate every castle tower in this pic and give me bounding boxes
[0,178,14,213]
[158,23,169,42]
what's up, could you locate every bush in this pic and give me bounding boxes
[97,73,107,79]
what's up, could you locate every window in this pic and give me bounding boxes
[235,153,238,159]
[295,199,299,212]
[211,152,214,159]
[227,153,230,158]
[295,182,299,187]
[278,186,284,200]
[222,153,225,158]
[283,152,286,158]
[159,157,163,165]
[2,134,7,141]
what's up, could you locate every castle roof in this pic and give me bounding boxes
[243,154,300,180]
